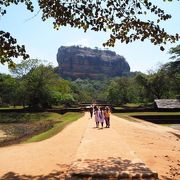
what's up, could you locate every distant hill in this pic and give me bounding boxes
[56,46,130,80]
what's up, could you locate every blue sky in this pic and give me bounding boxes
[1,1,180,74]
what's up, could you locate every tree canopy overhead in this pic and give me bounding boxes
[0,0,180,66]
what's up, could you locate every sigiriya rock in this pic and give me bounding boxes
[56,46,130,80]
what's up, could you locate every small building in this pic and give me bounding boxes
[154,99,180,109]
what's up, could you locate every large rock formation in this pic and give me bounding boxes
[56,46,130,79]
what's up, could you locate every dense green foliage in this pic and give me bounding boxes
[71,78,109,103]
[1,0,180,66]
[135,61,180,100]
[0,73,18,105]
[1,59,75,108]
[0,44,179,107]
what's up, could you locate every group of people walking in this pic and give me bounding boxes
[89,105,111,128]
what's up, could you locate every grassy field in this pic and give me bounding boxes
[0,112,60,123]
[0,106,26,110]
[25,112,84,143]
[114,112,180,116]
[114,112,180,124]
[114,102,153,109]
[123,103,144,108]
[0,112,84,146]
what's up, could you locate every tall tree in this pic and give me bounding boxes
[10,59,40,78]
[166,44,180,96]
[1,0,179,66]
[24,65,60,108]
[0,73,17,105]
[107,81,120,105]
[107,77,137,104]
[135,71,168,100]
[160,60,180,97]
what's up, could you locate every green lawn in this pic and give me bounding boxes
[114,102,153,109]
[114,112,180,116]
[25,112,84,143]
[113,106,124,110]
[0,112,63,123]
[123,103,143,108]
[114,112,180,122]
[0,105,26,110]
[0,112,84,146]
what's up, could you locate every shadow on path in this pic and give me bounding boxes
[1,171,63,180]
[0,164,70,180]
[0,157,161,179]
[70,157,158,179]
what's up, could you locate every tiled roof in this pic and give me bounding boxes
[154,99,180,109]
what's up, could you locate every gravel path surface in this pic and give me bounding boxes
[0,112,179,179]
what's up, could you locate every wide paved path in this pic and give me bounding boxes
[0,112,179,179]
[70,114,157,179]
[0,113,88,179]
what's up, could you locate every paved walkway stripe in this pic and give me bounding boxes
[69,113,158,179]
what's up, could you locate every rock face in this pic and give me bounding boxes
[57,46,130,79]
